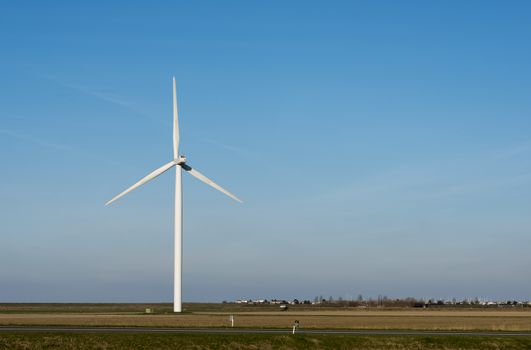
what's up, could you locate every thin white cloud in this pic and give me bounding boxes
[42,75,165,125]
[0,128,123,166]
[203,137,253,158]
[319,140,531,203]
[0,128,73,152]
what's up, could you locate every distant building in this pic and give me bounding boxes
[235,299,253,304]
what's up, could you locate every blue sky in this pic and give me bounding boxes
[0,1,530,302]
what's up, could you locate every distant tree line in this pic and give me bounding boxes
[310,295,530,308]
[226,296,530,308]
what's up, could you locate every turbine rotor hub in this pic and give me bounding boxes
[175,155,187,165]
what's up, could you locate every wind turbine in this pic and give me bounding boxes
[106,77,242,312]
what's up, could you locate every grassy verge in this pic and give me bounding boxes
[0,333,530,350]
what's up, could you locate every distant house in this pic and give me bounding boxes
[235,299,252,304]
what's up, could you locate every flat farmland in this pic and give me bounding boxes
[0,304,530,331]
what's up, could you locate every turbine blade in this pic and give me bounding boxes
[106,161,176,206]
[173,77,179,159]
[181,164,243,203]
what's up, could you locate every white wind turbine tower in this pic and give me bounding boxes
[106,77,242,312]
